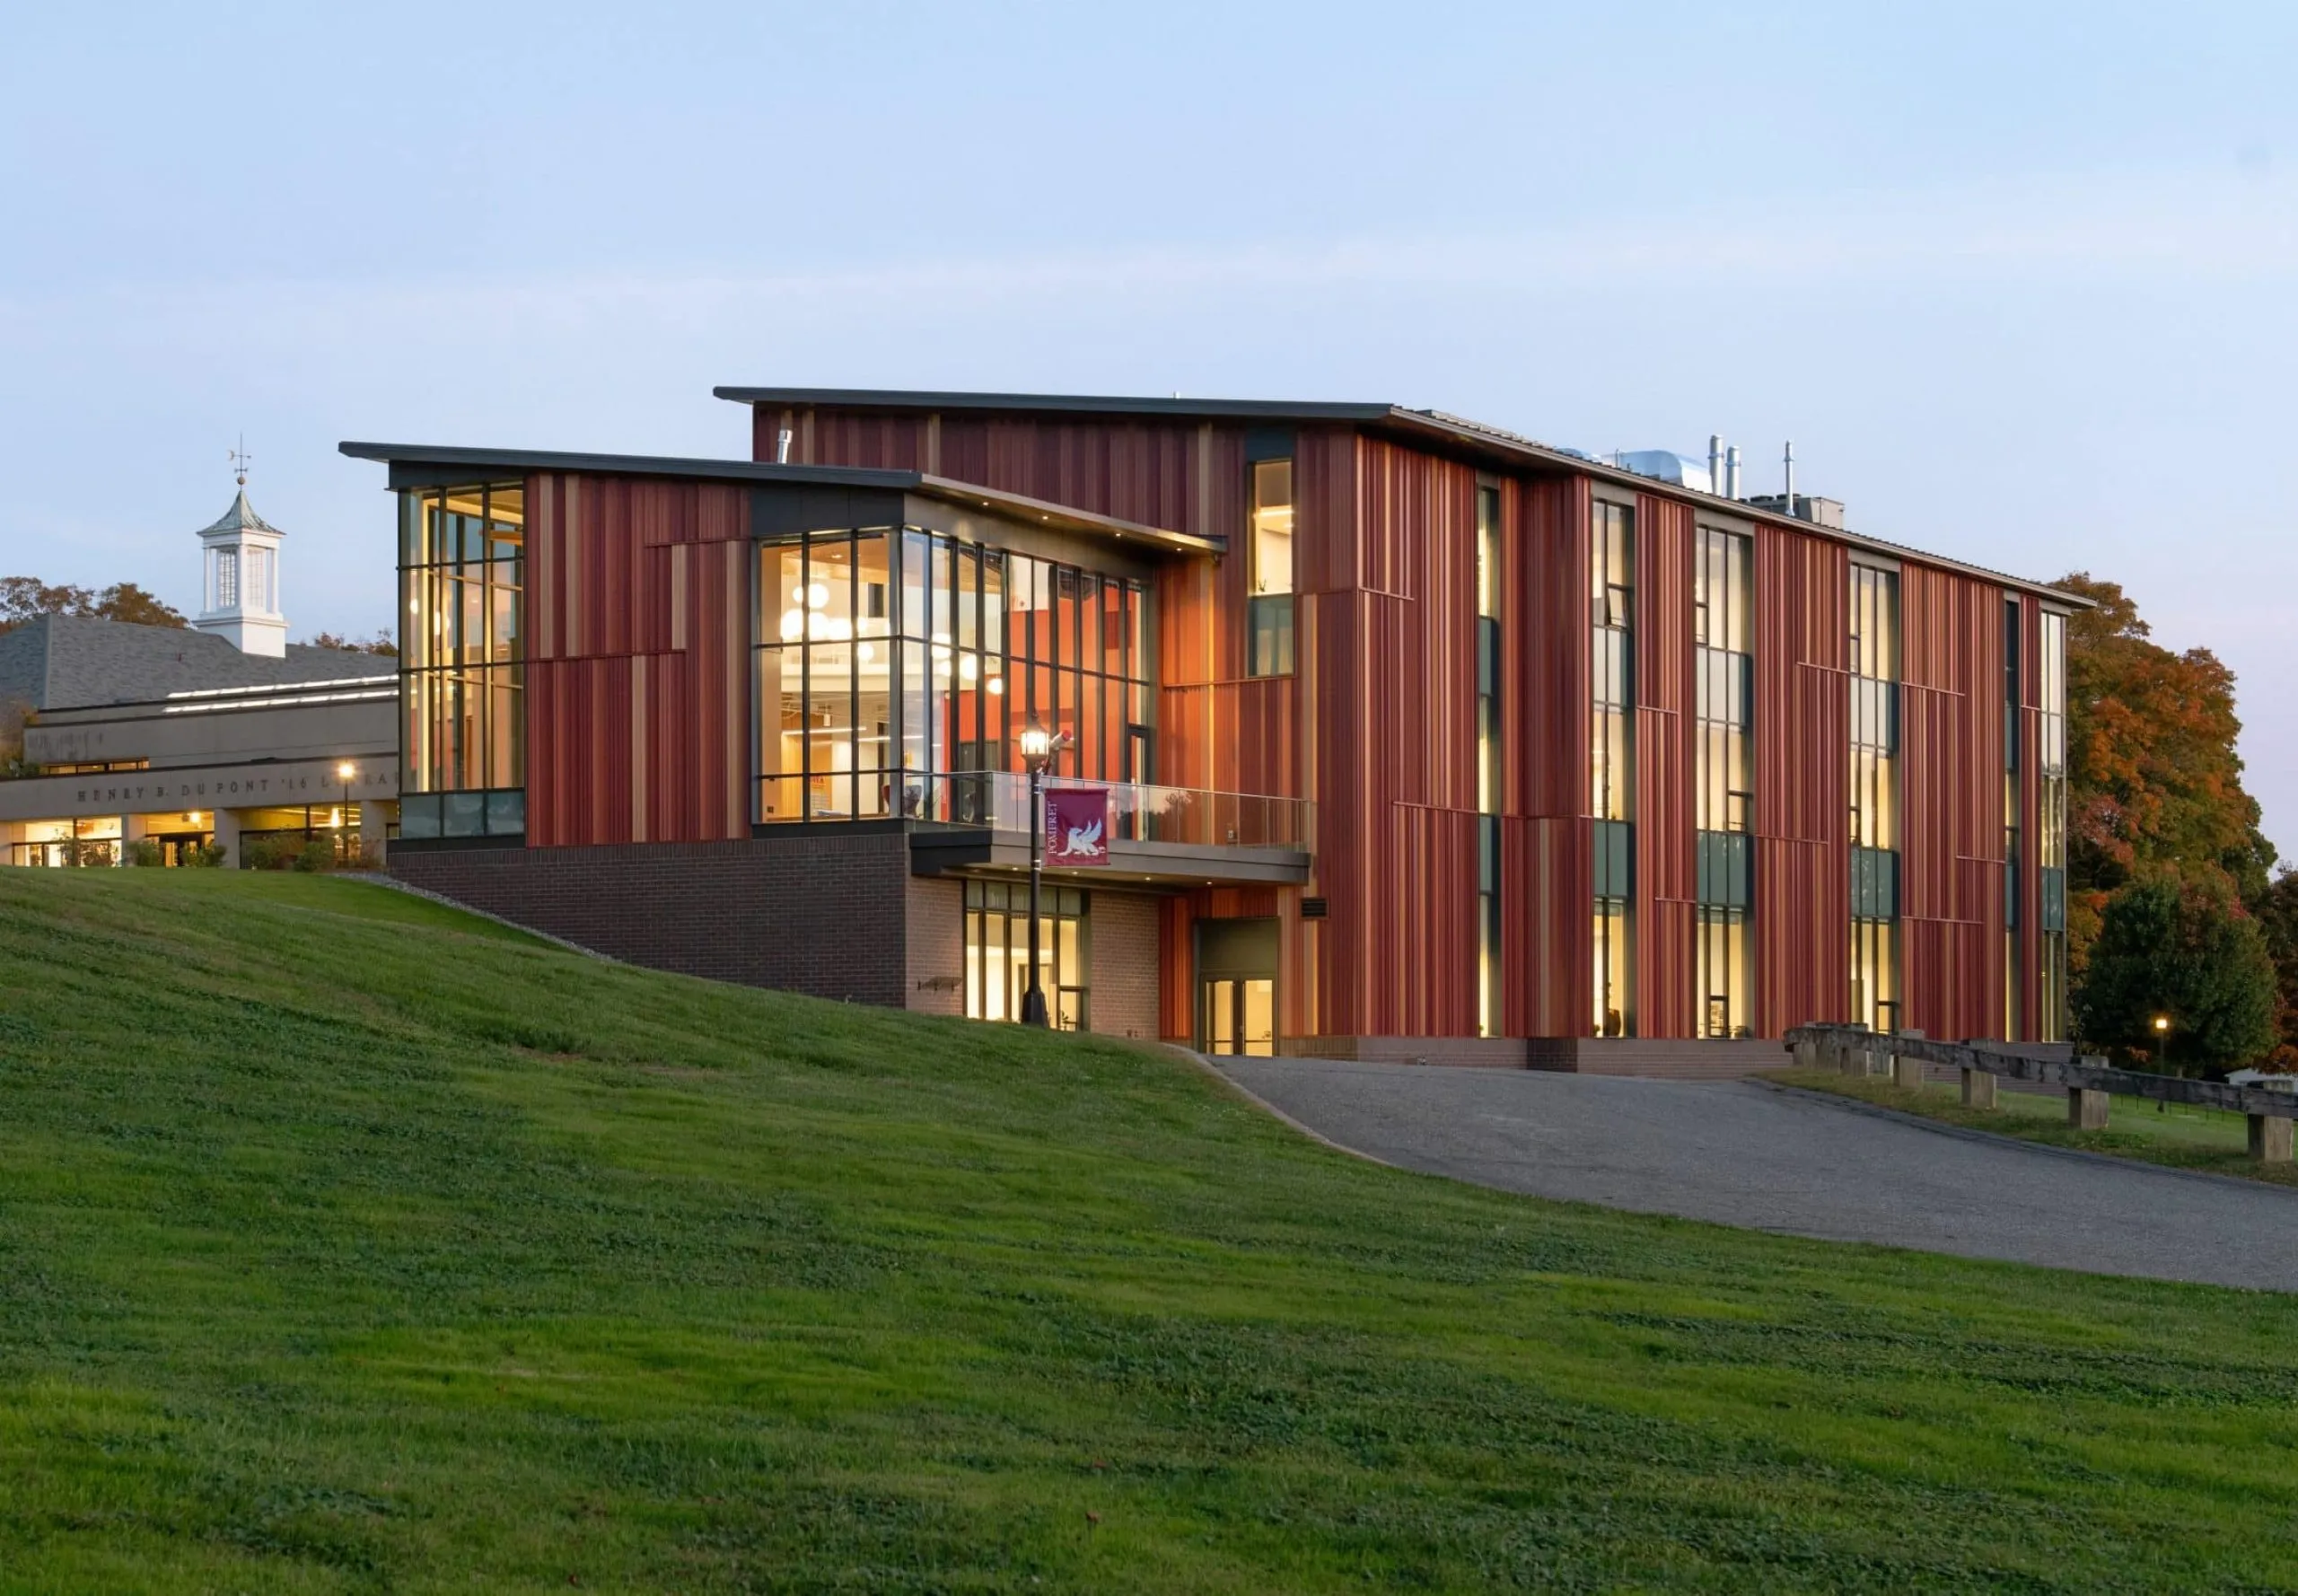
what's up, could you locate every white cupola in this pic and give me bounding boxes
[193,469,287,657]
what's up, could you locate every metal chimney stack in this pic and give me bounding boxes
[1782,441,1796,514]
[1708,434,1724,495]
[1724,446,1742,500]
[776,427,794,465]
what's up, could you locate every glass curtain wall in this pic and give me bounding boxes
[1248,459,1295,677]
[1476,485,1503,1037]
[1694,527,1754,1037]
[756,530,1153,822]
[964,880,1087,1030]
[2039,609,2069,1040]
[1849,564,1901,1031]
[1591,501,1636,1037]
[2004,599,2022,1039]
[399,484,525,838]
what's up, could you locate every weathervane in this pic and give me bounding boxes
[229,434,251,487]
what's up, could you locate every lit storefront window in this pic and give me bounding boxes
[1849,563,1901,1031]
[398,483,524,839]
[1695,525,1754,1038]
[755,529,1153,823]
[964,880,1087,1030]
[1591,500,1635,1037]
[2039,609,2069,1041]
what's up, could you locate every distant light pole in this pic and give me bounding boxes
[1018,716,1071,1028]
[2153,1013,2171,1072]
[337,761,357,862]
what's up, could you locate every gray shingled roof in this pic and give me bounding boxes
[0,616,385,712]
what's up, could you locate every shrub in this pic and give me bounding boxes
[127,837,163,868]
[293,838,334,873]
[239,837,296,872]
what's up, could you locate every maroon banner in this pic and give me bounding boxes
[1043,785,1110,866]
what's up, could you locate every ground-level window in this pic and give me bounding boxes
[1852,916,1899,1034]
[8,816,121,867]
[964,880,1088,1030]
[1593,895,1632,1037]
[1696,906,1751,1039]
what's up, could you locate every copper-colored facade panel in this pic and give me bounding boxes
[524,473,750,849]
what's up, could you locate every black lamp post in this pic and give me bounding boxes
[1018,715,1070,1028]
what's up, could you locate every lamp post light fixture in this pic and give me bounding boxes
[2153,1013,2171,1074]
[336,761,357,862]
[1017,716,1072,1028]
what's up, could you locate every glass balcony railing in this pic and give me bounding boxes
[897,771,1308,851]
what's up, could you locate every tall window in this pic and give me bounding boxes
[1476,485,1503,1037]
[398,483,525,839]
[1849,564,1900,1030]
[1248,459,1295,677]
[2039,609,2069,1040]
[215,548,239,609]
[756,530,1153,822]
[2004,598,2022,1040]
[1592,500,1635,1037]
[1694,526,1753,1037]
[965,881,1088,1031]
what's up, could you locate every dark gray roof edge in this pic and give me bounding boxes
[337,443,1218,553]
[704,392,2083,606]
[1381,409,2096,609]
[338,441,921,489]
[714,387,1396,422]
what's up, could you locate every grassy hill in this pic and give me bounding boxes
[2,872,2296,1592]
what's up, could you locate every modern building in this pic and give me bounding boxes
[0,488,398,866]
[349,389,2078,1065]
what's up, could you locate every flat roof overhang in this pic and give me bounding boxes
[714,387,2092,607]
[909,828,1311,888]
[337,442,1222,557]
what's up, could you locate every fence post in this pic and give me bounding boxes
[2249,1113,2294,1164]
[1960,1067,1996,1109]
[1891,1029,1926,1090]
[2068,1057,2111,1131]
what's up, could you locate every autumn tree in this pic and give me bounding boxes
[2049,572,2275,970]
[302,628,399,657]
[0,577,187,633]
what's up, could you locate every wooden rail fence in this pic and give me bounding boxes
[1784,1024,2296,1164]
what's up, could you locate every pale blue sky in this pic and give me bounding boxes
[4,3,2294,846]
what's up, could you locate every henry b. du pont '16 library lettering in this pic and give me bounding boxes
[314,387,2075,1071]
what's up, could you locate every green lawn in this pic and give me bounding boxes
[1768,1066,2298,1188]
[4,873,2298,1592]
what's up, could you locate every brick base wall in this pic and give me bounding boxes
[905,876,965,1017]
[1090,890,1161,1040]
[390,832,914,1005]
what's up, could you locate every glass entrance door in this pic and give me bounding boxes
[1200,977,1275,1057]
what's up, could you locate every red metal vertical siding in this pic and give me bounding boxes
[1899,565,2007,1041]
[1753,524,1851,1033]
[524,472,750,849]
[1634,494,1697,1038]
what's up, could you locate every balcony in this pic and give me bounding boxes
[908,772,1311,886]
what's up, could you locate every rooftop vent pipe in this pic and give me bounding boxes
[1783,440,1795,508]
[776,427,794,465]
[1708,434,1724,494]
[1725,445,1742,500]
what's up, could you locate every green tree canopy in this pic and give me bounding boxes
[2074,876,2276,1072]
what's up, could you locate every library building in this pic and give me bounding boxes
[345,388,2080,1070]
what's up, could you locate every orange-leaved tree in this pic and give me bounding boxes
[2051,573,2276,977]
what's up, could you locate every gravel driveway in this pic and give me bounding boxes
[1214,1057,2298,1292]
